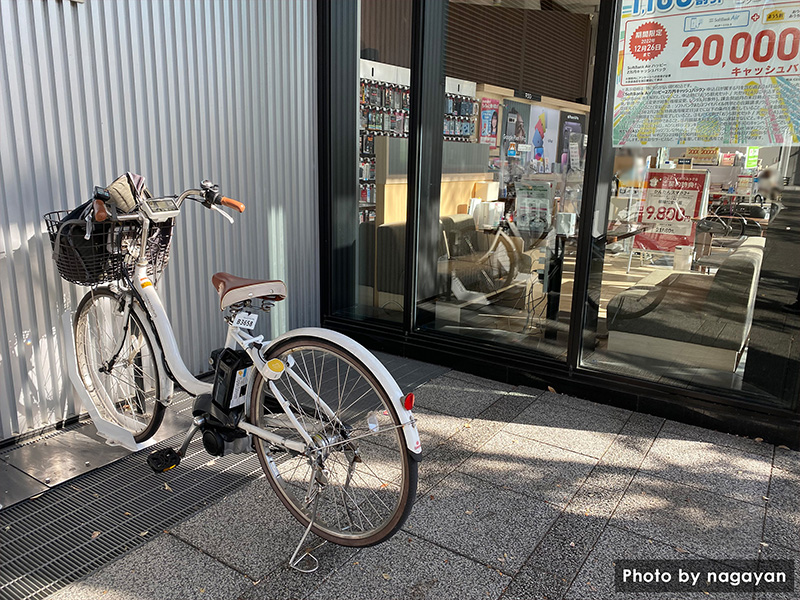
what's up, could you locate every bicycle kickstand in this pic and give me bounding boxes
[288,472,328,573]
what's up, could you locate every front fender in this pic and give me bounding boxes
[264,327,422,456]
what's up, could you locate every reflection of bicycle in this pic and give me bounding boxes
[699,204,762,247]
[45,179,420,562]
[445,219,519,297]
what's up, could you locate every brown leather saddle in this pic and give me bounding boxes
[211,272,287,310]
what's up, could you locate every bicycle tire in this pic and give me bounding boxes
[250,336,417,547]
[74,288,164,442]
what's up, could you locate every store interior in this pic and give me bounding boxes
[348,0,799,409]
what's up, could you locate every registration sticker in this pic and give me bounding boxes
[233,312,258,330]
[229,367,250,408]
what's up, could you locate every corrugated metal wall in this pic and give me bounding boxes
[0,0,319,441]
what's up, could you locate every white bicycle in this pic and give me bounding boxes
[44,178,421,558]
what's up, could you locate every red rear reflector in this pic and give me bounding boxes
[404,393,415,411]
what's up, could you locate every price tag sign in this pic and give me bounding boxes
[233,312,258,330]
[636,169,709,251]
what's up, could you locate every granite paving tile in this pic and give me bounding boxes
[505,398,628,459]
[478,387,542,423]
[50,534,252,600]
[762,467,800,551]
[171,478,315,580]
[583,414,662,492]
[413,375,509,419]
[405,471,560,574]
[458,430,597,507]
[533,391,632,421]
[773,445,800,477]
[639,433,771,504]
[612,473,765,561]
[524,485,624,579]
[501,568,571,600]
[443,370,516,394]
[657,419,774,460]
[566,525,753,599]
[754,542,800,600]
[305,532,510,600]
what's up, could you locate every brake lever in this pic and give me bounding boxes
[210,204,234,224]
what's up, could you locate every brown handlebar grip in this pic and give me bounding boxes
[220,197,245,213]
[93,199,108,222]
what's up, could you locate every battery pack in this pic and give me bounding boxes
[211,348,253,412]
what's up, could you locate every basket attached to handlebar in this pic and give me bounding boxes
[44,208,173,286]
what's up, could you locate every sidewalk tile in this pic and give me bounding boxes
[773,446,800,477]
[413,375,509,419]
[566,525,753,600]
[526,486,624,578]
[171,478,316,580]
[584,415,661,491]
[241,541,360,600]
[639,433,771,504]
[502,568,570,600]
[755,542,800,600]
[443,370,516,394]
[50,534,252,600]
[504,398,628,459]
[411,408,470,456]
[458,431,596,507]
[305,532,510,600]
[658,420,774,460]
[612,474,765,561]
[534,391,631,421]
[415,411,508,496]
[478,387,542,423]
[405,471,559,574]
[763,467,800,551]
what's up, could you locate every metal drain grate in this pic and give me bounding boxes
[0,434,263,600]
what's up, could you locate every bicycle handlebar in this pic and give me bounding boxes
[220,197,245,213]
[93,181,245,223]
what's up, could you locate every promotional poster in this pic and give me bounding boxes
[479,98,499,148]
[557,112,587,169]
[613,0,800,147]
[501,100,531,161]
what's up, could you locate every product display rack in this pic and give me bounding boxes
[443,92,478,143]
[358,77,410,223]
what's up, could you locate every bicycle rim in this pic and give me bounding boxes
[251,337,416,547]
[74,289,163,442]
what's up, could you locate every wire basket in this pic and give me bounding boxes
[44,211,173,286]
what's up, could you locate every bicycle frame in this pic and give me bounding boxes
[129,261,422,457]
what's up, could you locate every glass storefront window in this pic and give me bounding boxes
[413,1,599,359]
[331,0,412,323]
[582,1,800,410]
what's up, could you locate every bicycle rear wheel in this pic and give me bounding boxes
[74,288,164,442]
[250,336,417,547]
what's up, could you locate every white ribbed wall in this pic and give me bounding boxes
[0,0,319,441]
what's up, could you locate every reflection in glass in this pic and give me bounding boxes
[415,1,599,359]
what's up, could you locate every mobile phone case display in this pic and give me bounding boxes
[359,79,409,224]
[444,93,478,143]
[360,79,409,138]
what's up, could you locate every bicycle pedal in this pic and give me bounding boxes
[147,448,181,473]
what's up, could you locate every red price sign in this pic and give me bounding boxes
[635,170,708,251]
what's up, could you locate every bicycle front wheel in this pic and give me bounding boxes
[74,288,164,442]
[250,336,417,547]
